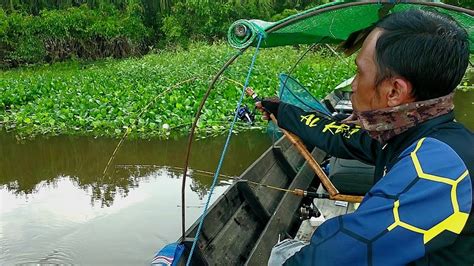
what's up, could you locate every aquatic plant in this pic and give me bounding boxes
[0,42,356,139]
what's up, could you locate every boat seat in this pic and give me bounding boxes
[328,157,375,196]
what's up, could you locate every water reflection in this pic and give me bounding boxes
[1,90,471,207]
[0,131,271,206]
[0,131,271,264]
[0,170,229,265]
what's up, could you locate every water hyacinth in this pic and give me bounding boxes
[0,42,357,139]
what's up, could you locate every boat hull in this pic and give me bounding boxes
[178,136,325,265]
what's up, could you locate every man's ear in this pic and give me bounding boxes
[387,77,414,107]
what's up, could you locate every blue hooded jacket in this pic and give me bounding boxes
[277,103,474,265]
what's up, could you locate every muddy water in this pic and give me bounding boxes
[1,91,473,265]
[0,131,271,265]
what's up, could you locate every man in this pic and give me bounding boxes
[259,9,473,265]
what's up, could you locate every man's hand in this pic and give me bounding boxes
[255,97,280,120]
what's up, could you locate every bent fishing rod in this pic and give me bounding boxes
[245,87,364,204]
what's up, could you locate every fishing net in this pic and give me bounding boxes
[278,74,332,115]
[267,74,332,139]
[227,2,474,53]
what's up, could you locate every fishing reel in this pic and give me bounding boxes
[299,189,320,220]
[299,202,320,220]
[236,104,255,124]
[298,185,323,220]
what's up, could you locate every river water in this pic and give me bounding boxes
[0,130,271,265]
[1,91,473,265]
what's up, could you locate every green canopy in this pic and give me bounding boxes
[227,1,474,53]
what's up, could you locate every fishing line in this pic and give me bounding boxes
[274,41,332,148]
[116,163,326,201]
[180,50,245,240]
[115,164,236,180]
[186,34,263,266]
[115,164,301,193]
[101,77,196,178]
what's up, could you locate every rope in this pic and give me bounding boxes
[180,51,243,240]
[186,34,264,265]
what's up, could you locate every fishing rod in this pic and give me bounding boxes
[246,87,364,203]
[206,77,363,203]
[101,77,196,179]
[244,180,329,199]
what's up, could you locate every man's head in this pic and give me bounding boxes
[350,9,470,112]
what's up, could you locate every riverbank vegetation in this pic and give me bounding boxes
[0,43,357,139]
[3,47,473,140]
[1,0,472,139]
[1,0,470,68]
[0,0,319,68]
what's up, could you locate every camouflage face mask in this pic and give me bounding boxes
[353,93,454,144]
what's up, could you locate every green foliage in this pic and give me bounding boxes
[12,34,45,63]
[0,5,150,67]
[0,12,41,66]
[0,43,356,139]
[443,0,472,10]
[0,8,7,37]
[161,14,188,47]
[458,63,474,91]
[271,9,299,22]
[0,0,320,66]
[161,1,237,47]
[1,0,135,14]
[160,0,308,46]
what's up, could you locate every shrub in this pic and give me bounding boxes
[0,5,150,67]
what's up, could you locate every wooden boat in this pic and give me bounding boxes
[178,136,328,265]
[176,122,375,265]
